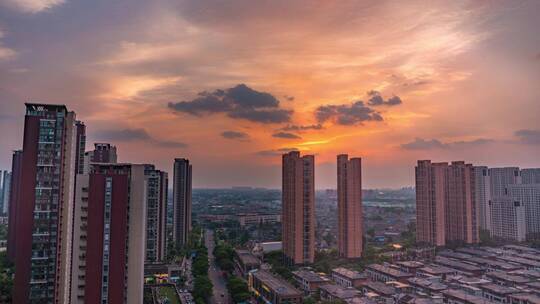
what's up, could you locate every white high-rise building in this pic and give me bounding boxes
[521,169,540,184]
[507,184,540,240]
[489,196,526,242]
[489,167,521,197]
[473,166,491,231]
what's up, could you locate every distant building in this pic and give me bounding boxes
[474,166,491,231]
[521,169,540,184]
[415,160,478,246]
[237,213,281,227]
[248,270,303,304]
[331,267,367,288]
[1,171,11,215]
[489,196,526,242]
[489,167,521,197]
[337,154,363,258]
[282,151,315,265]
[6,150,22,262]
[12,104,82,303]
[506,184,540,240]
[83,143,117,174]
[292,270,330,295]
[173,158,192,247]
[144,165,168,263]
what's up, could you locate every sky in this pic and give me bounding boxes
[0,0,539,189]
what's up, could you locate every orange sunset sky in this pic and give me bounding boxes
[0,0,539,188]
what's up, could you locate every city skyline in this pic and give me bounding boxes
[1,1,540,189]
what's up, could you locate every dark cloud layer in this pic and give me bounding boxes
[221,130,249,140]
[256,147,298,156]
[94,128,188,148]
[401,137,493,150]
[515,129,540,145]
[315,101,383,125]
[272,132,301,139]
[367,90,402,106]
[281,124,323,131]
[168,84,292,123]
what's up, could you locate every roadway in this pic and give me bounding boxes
[205,229,231,304]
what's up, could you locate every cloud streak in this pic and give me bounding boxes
[315,101,383,126]
[515,129,540,145]
[0,0,66,13]
[401,137,493,150]
[221,130,249,140]
[94,128,188,148]
[272,132,301,139]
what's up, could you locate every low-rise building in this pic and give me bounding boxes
[396,261,425,275]
[366,264,414,283]
[248,270,303,304]
[319,284,361,302]
[486,272,530,287]
[443,289,494,304]
[292,270,330,295]
[479,283,519,304]
[332,267,368,288]
[361,281,397,304]
[509,293,540,304]
[417,265,457,281]
[407,278,447,296]
[434,257,483,277]
[237,213,282,227]
[234,249,261,277]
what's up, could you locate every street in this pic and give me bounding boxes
[205,229,231,304]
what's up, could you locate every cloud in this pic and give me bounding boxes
[168,84,292,123]
[367,90,403,106]
[0,0,65,13]
[94,128,188,148]
[281,124,323,132]
[0,30,16,61]
[315,101,383,126]
[401,137,493,150]
[515,129,540,145]
[256,147,298,157]
[221,130,249,140]
[272,132,301,139]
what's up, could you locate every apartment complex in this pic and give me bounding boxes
[144,165,168,263]
[489,196,526,241]
[173,158,192,247]
[337,154,363,258]
[282,151,315,265]
[416,160,478,247]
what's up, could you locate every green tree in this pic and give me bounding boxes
[193,275,213,303]
[227,276,251,303]
[0,252,14,303]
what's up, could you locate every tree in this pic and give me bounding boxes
[227,276,251,303]
[0,252,14,303]
[193,275,213,303]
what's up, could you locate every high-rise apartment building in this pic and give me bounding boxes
[506,184,540,240]
[473,166,491,231]
[144,164,168,263]
[7,150,22,262]
[337,155,363,258]
[282,151,315,265]
[415,160,478,247]
[72,163,147,303]
[173,158,192,247]
[489,167,521,197]
[489,196,526,242]
[521,168,540,184]
[1,171,11,215]
[415,160,448,246]
[13,104,80,303]
[83,143,117,174]
[0,170,4,214]
[446,161,478,245]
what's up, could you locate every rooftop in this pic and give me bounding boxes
[396,261,425,269]
[362,281,397,297]
[366,264,414,278]
[252,270,302,296]
[442,289,493,304]
[407,278,447,291]
[320,284,361,300]
[509,293,540,304]
[419,265,457,275]
[479,283,519,295]
[235,249,261,266]
[487,271,531,284]
[333,267,367,280]
[292,270,330,283]
[435,257,482,272]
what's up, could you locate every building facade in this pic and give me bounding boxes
[474,166,491,231]
[7,150,22,262]
[173,158,192,247]
[282,151,315,265]
[144,165,168,263]
[12,104,80,303]
[489,196,526,242]
[521,169,540,184]
[489,167,521,197]
[1,171,11,215]
[506,184,540,240]
[76,163,147,304]
[337,154,363,258]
